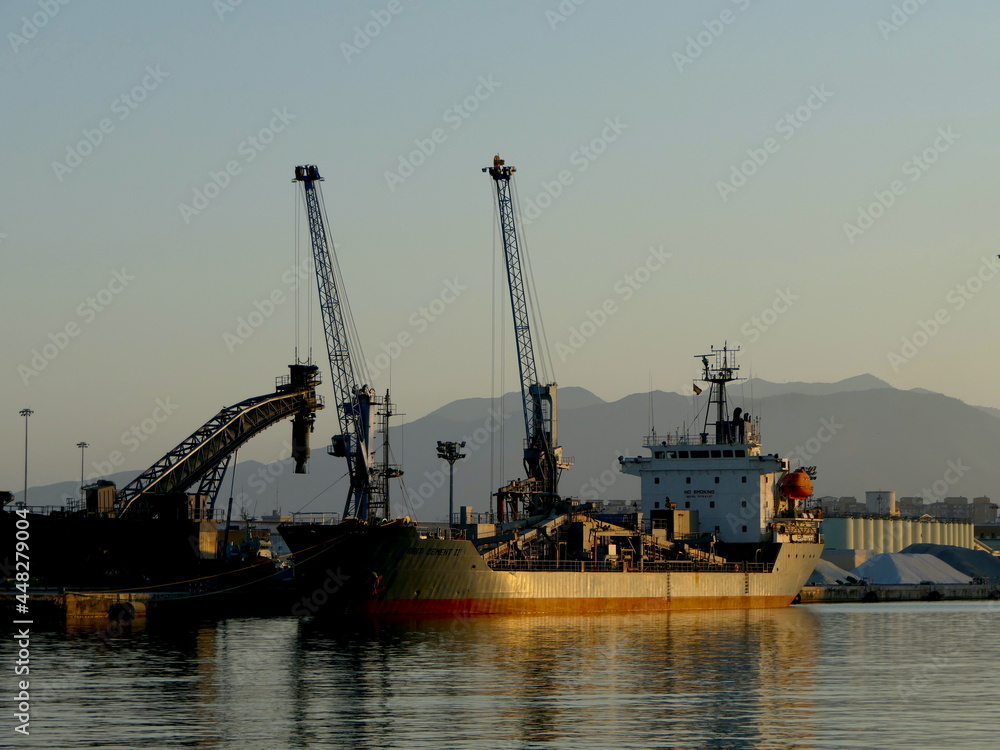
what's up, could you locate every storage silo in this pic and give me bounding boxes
[866,490,896,516]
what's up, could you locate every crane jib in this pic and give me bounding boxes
[294,164,385,521]
[484,155,564,503]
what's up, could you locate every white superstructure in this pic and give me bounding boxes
[620,345,796,545]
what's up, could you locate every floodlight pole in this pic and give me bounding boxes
[436,440,467,527]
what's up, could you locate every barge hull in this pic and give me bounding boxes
[281,523,822,616]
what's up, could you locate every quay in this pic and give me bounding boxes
[798,582,1000,604]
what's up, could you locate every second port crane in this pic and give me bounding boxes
[484,155,571,520]
[294,164,388,522]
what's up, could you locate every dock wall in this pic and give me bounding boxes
[799,583,1000,604]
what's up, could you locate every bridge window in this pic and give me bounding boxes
[678,451,689,458]
[654,451,665,459]
[735,450,746,457]
[691,450,709,458]
[723,450,733,458]
[711,450,721,458]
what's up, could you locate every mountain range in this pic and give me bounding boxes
[14,375,1000,522]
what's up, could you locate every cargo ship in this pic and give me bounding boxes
[279,345,824,615]
[281,161,821,614]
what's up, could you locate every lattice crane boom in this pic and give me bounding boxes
[483,155,566,504]
[293,165,381,521]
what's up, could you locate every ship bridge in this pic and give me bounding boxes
[640,423,762,455]
[619,345,790,545]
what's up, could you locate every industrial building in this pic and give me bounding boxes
[814,489,995,570]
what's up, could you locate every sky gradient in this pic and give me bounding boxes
[4,1,1000,504]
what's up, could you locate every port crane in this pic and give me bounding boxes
[484,155,570,520]
[293,165,388,522]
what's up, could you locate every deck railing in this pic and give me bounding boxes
[4,505,231,521]
[288,512,341,525]
[642,425,760,448]
[486,559,772,574]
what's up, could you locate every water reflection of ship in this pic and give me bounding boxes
[287,609,820,749]
[45,611,819,748]
[478,610,819,743]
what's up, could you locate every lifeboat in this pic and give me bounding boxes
[780,468,813,499]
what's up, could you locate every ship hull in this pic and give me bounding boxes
[279,522,822,616]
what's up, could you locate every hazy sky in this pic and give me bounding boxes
[4,1,1000,498]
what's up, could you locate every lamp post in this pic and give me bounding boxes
[436,441,466,526]
[77,441,89,506]
[19,409,33,505]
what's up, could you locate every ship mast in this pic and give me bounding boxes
[697,344,741,444]
[372,390,403,518]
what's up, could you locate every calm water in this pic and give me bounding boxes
[5,602,999,750]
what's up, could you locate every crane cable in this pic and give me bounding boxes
[489,177,505,502]
[293,184,300,363]
[509,175,555,386]
[315,182,371,387]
